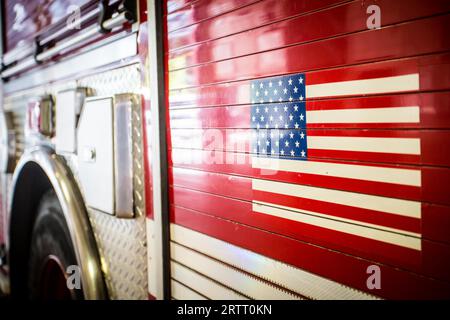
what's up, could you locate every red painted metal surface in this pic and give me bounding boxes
[170,128,450,167]
[168,0,450,66]
[164,0,450,299]
[172,205,450,300]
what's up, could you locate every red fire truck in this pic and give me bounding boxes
[0,0,449,300]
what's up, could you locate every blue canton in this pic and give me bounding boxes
[251,73,308,159]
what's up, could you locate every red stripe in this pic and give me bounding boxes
[170,128,450,166]
[169,53,450,108]
[170,92,450,129]
[252,189,420,234]
[170,148,424,200]
[171,185,450,282]
[171,206,450,299]
[174,184,423,267]
[171,166,450,245]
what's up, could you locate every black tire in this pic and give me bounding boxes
[28,190,84,300]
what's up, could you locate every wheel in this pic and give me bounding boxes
[28,190,84,300]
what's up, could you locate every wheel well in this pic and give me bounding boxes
[9,161,53,298]
[8,148,108,299]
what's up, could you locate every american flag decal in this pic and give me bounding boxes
[251,74,308,159]
[249,72,423,254]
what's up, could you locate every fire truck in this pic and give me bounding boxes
[0,0,449,300]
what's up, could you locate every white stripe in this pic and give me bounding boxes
[253,202,421,250]
[171,224,378,299]
[251,157,421,187]
[252,179,421,219]
[306,106,420,124]
[171,242,300,300]
[306,74,420,98]
[172,261,248,300]
[172,280,207,300]
[308,136,421,155]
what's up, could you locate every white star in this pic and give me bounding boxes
[280,150,285,155]
[274,123,279,129]
[290,150,295,156]
[289,96,293,102]
[289,114,294,121]
[289,132,294,139]
[257,140,261,146]
[279,115,283,121]
[260,115,265,121]
[280,132,284,138]
[299,77,304,84]
[256,123,260,129]
[252,116,256,122]
[264,107,269,113]
[256,91,260,97]
[300,132,305,139]
[278,97,283,102]
[266,140,270,146]
[278,80,283,86]
[251,83,255,89]
[269,115,273,122]
[275,141,279,146]
[271,149,275,155]
[285,141,289,147]
[300,114,305,121]
[293,86,298,93]
[294,122,299,129]
[299,95,304,101]
[284,105,288,112]
[269,98,273,103]
[295,141,300,147]
[283,88,288,94]
[284,123,289,129]
[264,90,268,96]
[269,82,273,87]
[256,107,260,113]
[288,78,293,85]
[265,123,269,128]
[294,105,298,111]
[273,89,278,95]
[260,83,264,88]
[260,99,264,103]
[301,150,306,157]
[274,106,278,112]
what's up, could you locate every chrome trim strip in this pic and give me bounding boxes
[3,33,138,94]
[147,0,170,300]
[10,147,107,299]
[2,45,34,67]
[113,94,136,219]
[37,12,130,62]
[39,7,101,46]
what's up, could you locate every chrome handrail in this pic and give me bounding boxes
[1,11,133,79]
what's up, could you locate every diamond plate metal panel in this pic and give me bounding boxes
[78,65,148,300]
